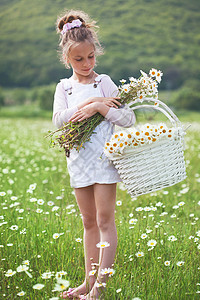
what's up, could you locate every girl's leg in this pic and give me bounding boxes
[62,185,100,298]
[86,183,117,299]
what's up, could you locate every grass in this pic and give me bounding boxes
[0,117,200,299]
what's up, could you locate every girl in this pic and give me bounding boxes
[53,9,135,299]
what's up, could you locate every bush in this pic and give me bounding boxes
[38,88,54,111]
[172,85,200,111]
[0,88,5,108]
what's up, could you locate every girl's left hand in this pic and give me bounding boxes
[69,103,98,122]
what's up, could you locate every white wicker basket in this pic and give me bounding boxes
[106,98,187,197]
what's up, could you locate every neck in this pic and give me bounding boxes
[72,71,97,84]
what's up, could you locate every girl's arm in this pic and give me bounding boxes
[52,82,79,128]
[100,76,136,128]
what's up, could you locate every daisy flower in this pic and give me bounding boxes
[89,270,97,276]
[156,70,163,83]
[17,291,26,296]
[176,261,185,267]
[96,241,110,248]
[147,239,157,247]
[149,68,157,77]
[5,269,16,277]
[54,278,70,291]
[75,238,82,243]
[101,268,115,277]
[164,261,170,266]
[33,283,45,290]
[135,251,144,257]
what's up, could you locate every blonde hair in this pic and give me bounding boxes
[56,9,104,68]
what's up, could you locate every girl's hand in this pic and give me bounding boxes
[69,103,98,123]
[90,97,121,108]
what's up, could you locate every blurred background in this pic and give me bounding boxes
[0,0,200,118]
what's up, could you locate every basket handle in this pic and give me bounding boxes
[127,97,181,126]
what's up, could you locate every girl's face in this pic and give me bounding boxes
[68,41,96,78]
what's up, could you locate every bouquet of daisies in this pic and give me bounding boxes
[46,68,163,157]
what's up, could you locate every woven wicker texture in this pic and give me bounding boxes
[110,137,186,197]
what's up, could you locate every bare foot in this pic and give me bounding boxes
[84,282,105,300]
[60,279,94,299]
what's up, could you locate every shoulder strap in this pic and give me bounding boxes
[95,74,109,97]
[60,78,72,95]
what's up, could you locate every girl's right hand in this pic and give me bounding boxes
[90,97,121,108]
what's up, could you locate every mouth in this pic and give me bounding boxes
[82,68,91,72]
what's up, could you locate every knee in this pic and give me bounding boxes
[97,214,115,232]
[82,215,97,230]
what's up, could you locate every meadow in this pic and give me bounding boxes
[0,116,200,300]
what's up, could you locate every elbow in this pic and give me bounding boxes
[118,111,136,128]
[52,113,62,129]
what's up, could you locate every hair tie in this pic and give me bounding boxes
[61,19,82,35]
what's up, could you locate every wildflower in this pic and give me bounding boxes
[96,241,110,248]
[96,282,106,288]
[156,70,163,83]
[116,201,122,206]
[135,207,143,212]
[141,233,147,239]
[164,261,170,266]
[178,201,185,206]
[75,238,82,243]
[52,206,60,211]
[54,278,70,291]
[196,231,200,237]
[89,270,97,276]
[129,218,138,225]
[53,233,61,239]
[55,271,67,279]
[0,192,6,196]
[10,225,18,230]
[176,261,185,267]
[173,205,179,209]
[135,251,144,257]
[5,269,16,277]
[144,206,151,211]
[22,260,30,265]
[33,283,45,290]
[37,199,44,205]
[149,68,157,77]
[29,183,37,190]
[101,268,115,277]
[36,208,43,213]
[147,239,157,247]
[168,235,177,242]
[116,288,122,293]
[17,291,26,296]
[30,197,37,202]
[120,79,126,84]
[41,272,54,279]
[132,298,142,300]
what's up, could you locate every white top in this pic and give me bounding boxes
[53,74,136,188]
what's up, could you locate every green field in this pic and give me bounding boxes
[0,116,200,299]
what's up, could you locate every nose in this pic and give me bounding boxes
[83,59,90,67]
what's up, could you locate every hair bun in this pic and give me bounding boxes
[57,10,89,33]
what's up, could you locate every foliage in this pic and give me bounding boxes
[0,118,200,299]
[38,87,55,111]
[172,80,200,111]
[0,0,200,88]
[0,88,5,108]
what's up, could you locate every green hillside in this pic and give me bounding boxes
[0,0,200,88]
